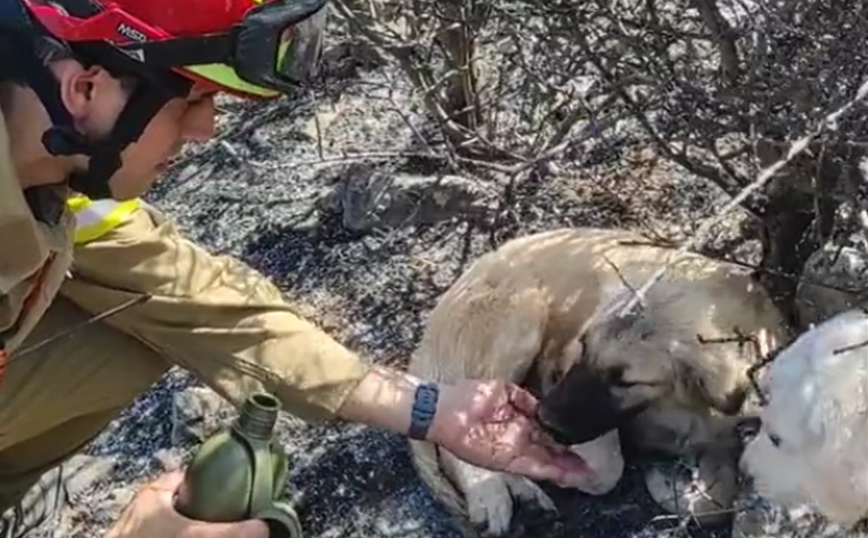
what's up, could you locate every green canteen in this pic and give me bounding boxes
[175,391,303,538]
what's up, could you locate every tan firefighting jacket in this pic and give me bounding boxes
[0,107,370,420]
[0,107,76,361]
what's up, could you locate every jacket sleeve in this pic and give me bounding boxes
[0,107,75,356]
[61,201,371,423]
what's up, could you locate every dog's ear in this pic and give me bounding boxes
[674,355,747,415]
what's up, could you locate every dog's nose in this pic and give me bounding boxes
[536,403,613,445]
[535,405,581,446]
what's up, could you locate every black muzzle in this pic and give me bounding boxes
[536,366,652,445]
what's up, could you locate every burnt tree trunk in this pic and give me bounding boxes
[755,141,847,326]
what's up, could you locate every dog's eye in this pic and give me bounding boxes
[606,366,629,386]
[612,379,640,388]
[605,367,643,388]
[767,432,782,448]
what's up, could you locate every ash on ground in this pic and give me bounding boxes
[22,22,859,538]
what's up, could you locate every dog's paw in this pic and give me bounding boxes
[644,452,738,526]
[464,470,556,536]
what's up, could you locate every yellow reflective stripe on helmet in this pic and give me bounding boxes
[185,64,280,97]
[185,40,292,98]
[67,195,140,244]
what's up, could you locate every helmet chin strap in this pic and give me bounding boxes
[35,52,191,199]
[59,82,182,200]
[0,0,192,199]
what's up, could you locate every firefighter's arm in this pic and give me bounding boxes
[60,201,382,424]
[335,363,433,437]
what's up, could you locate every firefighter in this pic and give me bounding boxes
[0,0,590,536]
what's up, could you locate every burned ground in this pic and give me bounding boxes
[38,45,753,538]
[23,6,868,537]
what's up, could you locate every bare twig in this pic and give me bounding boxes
[618,77,868,317]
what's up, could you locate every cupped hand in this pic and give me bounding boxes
[106,470,269,538]
[428,379,591,488]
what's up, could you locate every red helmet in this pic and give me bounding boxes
[20,0,328,98]
[0,0,327,199]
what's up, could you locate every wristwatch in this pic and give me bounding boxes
[408,382,440,440]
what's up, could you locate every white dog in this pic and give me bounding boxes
[740,308,868,527]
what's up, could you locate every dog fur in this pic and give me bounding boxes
[406,227,791,536]
[740,308,868,527]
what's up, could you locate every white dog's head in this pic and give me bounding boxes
[740,308,868,527]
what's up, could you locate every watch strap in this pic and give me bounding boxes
[408,382,440,440]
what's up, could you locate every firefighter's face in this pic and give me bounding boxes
[55,61,217,200]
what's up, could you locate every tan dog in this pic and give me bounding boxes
[407,227,790,536]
